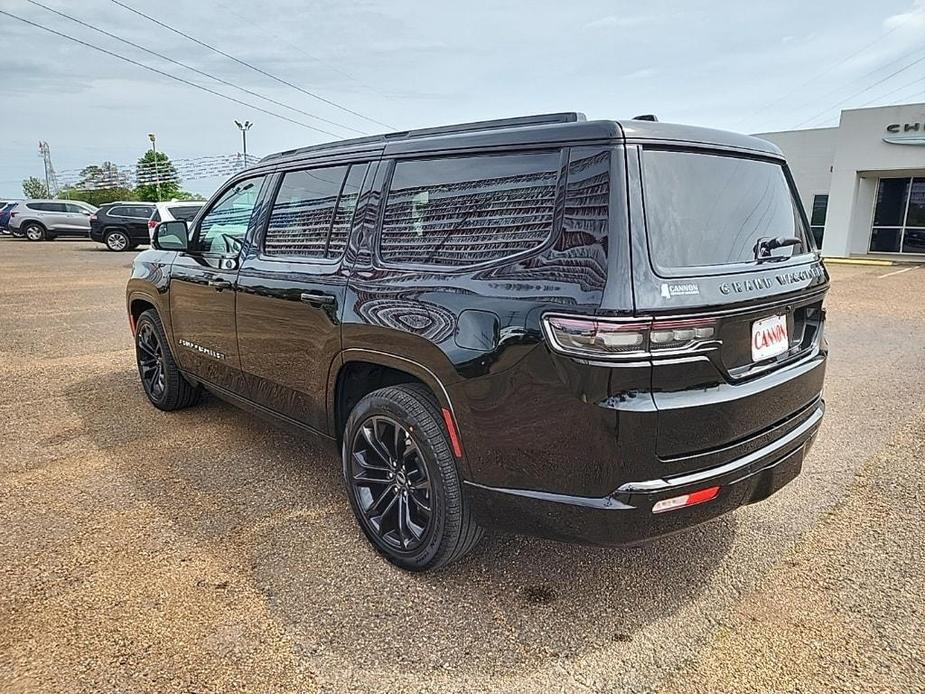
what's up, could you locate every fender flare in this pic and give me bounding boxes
[325,348,469,472]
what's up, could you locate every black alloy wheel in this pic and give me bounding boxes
[350,415,433,552]
[342,384,483,571]
[136,321,166,401]
[133,309,200,411]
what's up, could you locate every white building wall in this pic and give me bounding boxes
[827,103,925,257]
[754,127,837,216]
[755,102,925,258]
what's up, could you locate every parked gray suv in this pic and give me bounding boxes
[8,200,97,241]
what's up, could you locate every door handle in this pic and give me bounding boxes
[300,292,336,307]
[208,279,232,291]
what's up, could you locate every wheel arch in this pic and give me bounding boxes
[328,349,469,473]
[127,291,167,339]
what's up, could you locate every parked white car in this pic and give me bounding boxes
[148,201,203,241]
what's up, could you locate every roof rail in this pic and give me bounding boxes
[261,112,587,162]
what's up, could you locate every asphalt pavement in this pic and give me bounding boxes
[0,238,922,693]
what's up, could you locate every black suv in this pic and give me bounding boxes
[127,113,828,571]
[91,202,156,251]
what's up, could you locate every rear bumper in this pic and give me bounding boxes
[466,399,823,546]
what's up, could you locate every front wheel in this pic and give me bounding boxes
[23,223,45,241]
[343,384,482,571]
[105,229,130,251]
[134,309,200,411]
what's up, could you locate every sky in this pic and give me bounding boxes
[1,0,924,199]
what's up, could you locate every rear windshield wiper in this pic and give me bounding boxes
[753,236,802,262]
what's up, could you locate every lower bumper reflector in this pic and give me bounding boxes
[651,486,720,513]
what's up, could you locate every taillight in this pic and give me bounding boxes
[89,214,97,222]
[542,315,718,360]
[10,212,16,218]
[147,220,157,229]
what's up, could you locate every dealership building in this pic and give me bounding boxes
[756,102,925,260]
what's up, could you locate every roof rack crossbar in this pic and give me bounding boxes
[260,112,586,162]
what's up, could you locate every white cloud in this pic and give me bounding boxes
[883,0,925,30]
[584,15,655,30]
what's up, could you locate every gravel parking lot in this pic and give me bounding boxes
[1,238,923,693]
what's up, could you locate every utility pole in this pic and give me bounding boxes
[37,141,58,197]
[234,120,253,170]
[148,133,161,202]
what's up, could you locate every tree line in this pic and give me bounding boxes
[22,149,204,206]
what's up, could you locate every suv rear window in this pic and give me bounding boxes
[379,151,561,268]
[642,150,811,274]
[168,205,201,221]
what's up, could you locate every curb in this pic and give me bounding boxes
[823,257,895,266]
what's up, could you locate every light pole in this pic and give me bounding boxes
[235,120,253,169]
[147,132,161,202]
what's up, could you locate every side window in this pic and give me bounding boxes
[328,164,370,258]
[263,165,354,259]
[379,151,561,268]
[196,175,266,254]
[65,203,84,214]
[108,206,128,217]
[48,203,68,213]
[151,210,161,223]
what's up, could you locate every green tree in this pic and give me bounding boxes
[135,149,181,202]
[61,162,136,206]
[170,190,206,201]
[22,176,49,199]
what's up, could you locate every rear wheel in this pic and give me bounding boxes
[105,229,129,251]
[343,384,482,571]
[23,223,45,241]
[134,309,200,411]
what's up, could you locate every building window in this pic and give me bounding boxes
[810,194,828,248]
[870,177,925,254]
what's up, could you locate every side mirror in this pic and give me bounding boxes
[153,220,189,251]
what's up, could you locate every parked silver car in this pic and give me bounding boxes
[8,199,98,241]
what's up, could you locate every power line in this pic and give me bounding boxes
[212,0,386,97]
[24,0,366,136]
[110,0,394,131]
[789,42,925,127]
[0,9,343,138]
[735,7,924,128]
[792,49,925,128]
[855,72,925,109]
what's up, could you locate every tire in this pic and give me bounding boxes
[104,229,130,252]
[23,222,45,241]
[343,384,483,571]
[134,309,200,411]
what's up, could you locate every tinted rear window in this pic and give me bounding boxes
[168,205,201,221]
[380,151,561,268]
[642,150,810,274]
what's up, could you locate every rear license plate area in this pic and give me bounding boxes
[751,313,789,362]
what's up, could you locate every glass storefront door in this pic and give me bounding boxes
[870,176,925,254]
